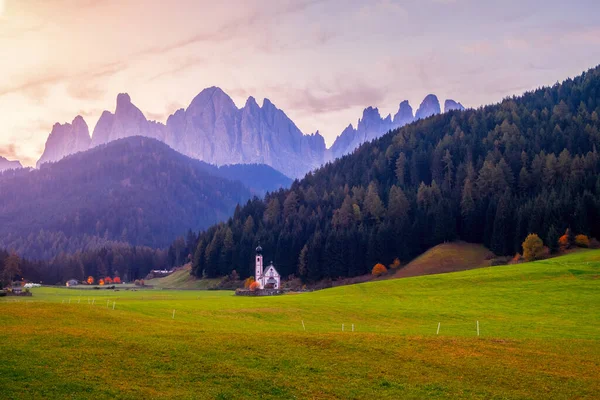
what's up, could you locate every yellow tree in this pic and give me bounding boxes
[575,234,590,248]
[522,234,544,261]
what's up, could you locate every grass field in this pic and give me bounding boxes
[1,251,599,399]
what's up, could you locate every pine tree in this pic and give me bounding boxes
[395,152,407,186]
[364,182,385,223]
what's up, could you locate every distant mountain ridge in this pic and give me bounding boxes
[38,89,464,177]
[37,115,91,168]
[0,156,22,172]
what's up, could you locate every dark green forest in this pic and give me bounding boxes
[0,137,289,260]
[186,65,600,282]
[0,246,168,286]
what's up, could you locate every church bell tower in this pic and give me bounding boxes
[255,244,264,289]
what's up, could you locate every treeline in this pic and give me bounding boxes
[180,65,600,282]
[0,245,167,286]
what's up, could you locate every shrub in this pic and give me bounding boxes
[113,277,121,284]
[522,234,545,261]
[372,263,388,276]
[249,281,260,291]
[511,253,523,264]
[575,234,590,248]
[389,258,401,270]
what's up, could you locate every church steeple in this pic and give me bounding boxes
[255,242,264,288]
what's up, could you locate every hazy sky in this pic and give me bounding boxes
[1,0,600,166]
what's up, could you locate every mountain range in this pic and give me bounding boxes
[36,89,464,178]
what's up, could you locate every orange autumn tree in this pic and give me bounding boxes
[558,233,569,252]
[98,279,105,286]
[244,277,255,288]
[105,277,113,284]
[389,258,401,270]
[87,276,94,285]
[113,276,121,284]
[372,263,388,276]
[249,281,260,291]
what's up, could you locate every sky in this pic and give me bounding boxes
[1,0,600,167]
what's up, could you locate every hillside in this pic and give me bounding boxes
[145,264,222,289]
[0,137,254,259]
[213,164,292,196]
[185,65,600,282]
[2,251,598,398]
[395,242,494,278]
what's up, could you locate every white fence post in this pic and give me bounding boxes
[437,322,441,335]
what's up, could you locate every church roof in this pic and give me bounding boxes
[263,264,280,276]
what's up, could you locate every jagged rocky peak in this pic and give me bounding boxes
[91,93,156,148]
[0,156,23,172]
[188,86,237,114]
[245,96,260,109]
[393,100,414,126]
[306,130,326,147]
[415,94,441,120]
[116,92,132,108]
[444,99,465,113]
[37,115,91,168]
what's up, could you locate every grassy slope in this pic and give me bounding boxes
[1,251,599,399]
[395,241,494,278]
[145,264,222,289]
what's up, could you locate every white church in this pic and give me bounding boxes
[254,244,281,289]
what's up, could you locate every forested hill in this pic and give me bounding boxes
[189,65,600,282]
[0,136,264,259]
[213,164,292,196]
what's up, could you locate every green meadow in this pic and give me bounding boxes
[1,251,599,399]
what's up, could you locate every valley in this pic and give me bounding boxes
[1,251,598,398]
